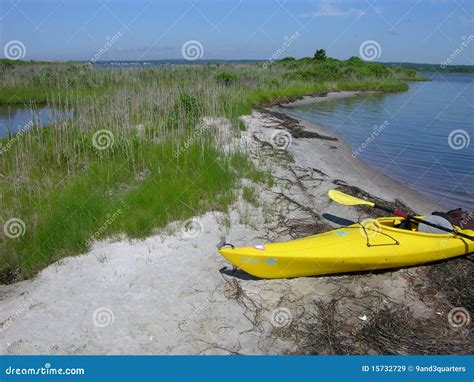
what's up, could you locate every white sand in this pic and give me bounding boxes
[0,92,441,354]
[278,90,378,107]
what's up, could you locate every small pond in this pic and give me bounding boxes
[0,106,73,139]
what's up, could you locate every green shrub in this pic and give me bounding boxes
[167,92,203,129]
[314,49,327,61]
[243,185,258,205]
[216,71,237,85]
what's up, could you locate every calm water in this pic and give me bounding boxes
[0,106,72,138]
[286,72,474,210]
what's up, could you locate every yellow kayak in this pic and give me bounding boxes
[218,217,474,278]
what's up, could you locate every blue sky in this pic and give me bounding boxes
[1,0,473,64]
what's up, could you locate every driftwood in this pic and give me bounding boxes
[258,109,338,140]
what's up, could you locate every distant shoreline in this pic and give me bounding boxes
[6,58,473,73]
[91,60,474,73]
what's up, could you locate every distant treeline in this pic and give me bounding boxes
[3,57,472,73]
[384,62,474,73]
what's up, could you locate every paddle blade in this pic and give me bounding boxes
[328,190,375,207]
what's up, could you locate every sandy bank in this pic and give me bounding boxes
[0,92,463,355]
[278,90,378,107]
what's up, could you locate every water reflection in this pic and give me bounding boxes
[0,106,73,139]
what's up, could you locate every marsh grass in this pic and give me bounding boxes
[0,57,419,282]
[242,185,258,206]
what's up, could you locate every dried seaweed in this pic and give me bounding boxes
[258,109,338,140]
[356,305,473,355]
[287,289,472,355]
[223,277,264,330]
[289,299,356,355]
[285,218,333,239]
[425,255,474,312]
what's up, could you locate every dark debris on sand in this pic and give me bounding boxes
[284,296,472,355]
[425,255,474,313]
[259,109,338,141]
[356,304,472,355]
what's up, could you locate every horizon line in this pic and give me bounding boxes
[4,58,473,67]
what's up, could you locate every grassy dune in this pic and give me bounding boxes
[0,56,422,282]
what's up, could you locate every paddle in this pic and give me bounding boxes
[328,189,474,241]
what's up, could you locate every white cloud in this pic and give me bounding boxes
[300,3,366,18]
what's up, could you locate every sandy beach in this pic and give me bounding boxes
[0,92,469,355]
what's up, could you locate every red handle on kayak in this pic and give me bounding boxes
[375,204,409,218]
[392,210,409,218]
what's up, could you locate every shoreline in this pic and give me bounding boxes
[274,91,446,213]
[278,90,378,108]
